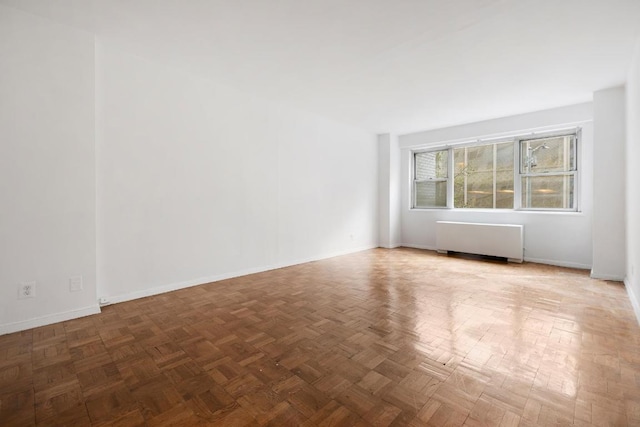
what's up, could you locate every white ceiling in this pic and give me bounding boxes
[3,0,640,134]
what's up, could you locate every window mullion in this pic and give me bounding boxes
[493,144,497,209]
[513,140,521,209]
[563,138,569,207]
[447,147,454,209]
[463,148,468,207]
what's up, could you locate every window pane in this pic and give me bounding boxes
[496,170,514,208]
[453,142,513,209]
[453,149,465,208]
[521,175,575,209]
[415,150,448,180]
[520,135,575,173]
[496,143,514,208]
[453,144,493,208]
[467,144,493,171]
[415,181,447,208]
[466,171,493,208]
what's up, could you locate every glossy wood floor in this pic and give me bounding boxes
[2,248,640,426]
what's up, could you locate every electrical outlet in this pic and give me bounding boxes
[18,281,36,299]
[69,276,83,292]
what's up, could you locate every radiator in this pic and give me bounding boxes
[436,221,524,263]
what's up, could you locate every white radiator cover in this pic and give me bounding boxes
[436,221,524,262]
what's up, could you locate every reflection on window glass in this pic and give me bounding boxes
[520,135,575,173]
[521,175,574,209]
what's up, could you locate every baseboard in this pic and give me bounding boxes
[274,244,379,270]
[0,305,101,336]
[400,243,438,251]
[101,244,379,306]
[590,272,625,281]
[522,256,591,270]
[103,268,272,305]
[377,244,402,249]
[401,246,591,270]
[624,278,640,326]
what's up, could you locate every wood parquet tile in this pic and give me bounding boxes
[2,248,640,426]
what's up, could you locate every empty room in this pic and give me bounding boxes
[2,0,640,425]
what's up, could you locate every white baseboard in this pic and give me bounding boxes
[101,244,379,306]
[402,245,591,270]
[0,305,101,336]
[400,243,438,251]
[275,244,379,270]
[590,271,625,281]
[521,257,591,270]
[378,243,402,249]
[624,278,640,326]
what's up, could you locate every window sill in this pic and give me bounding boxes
[409,207,583,215]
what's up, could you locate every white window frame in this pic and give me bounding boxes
[515,130,579,212]
[452,139,515,210]
[410,128,580,212]
[412,149,449,209]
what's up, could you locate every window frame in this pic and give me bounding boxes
[412,149,449,209]
[452,140,515,210]
[515,130,579,212]
[410,128,580,212]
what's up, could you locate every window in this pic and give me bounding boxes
[413,150,448,208]
[520,134,577,210]
[454,142,514,209]
[411,130,579,211]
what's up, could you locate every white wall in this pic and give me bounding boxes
[592,87,626,280]
[399,103,594,269]
[96,43,378,303]
[0,5,98,334]
[378,134,401,248]
[626,40,640,322]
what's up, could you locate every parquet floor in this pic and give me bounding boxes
[1,248,640,426]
